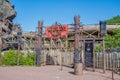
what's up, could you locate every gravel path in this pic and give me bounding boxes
[0,66,119,80]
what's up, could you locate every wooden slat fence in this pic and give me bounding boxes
[95,49,120,75]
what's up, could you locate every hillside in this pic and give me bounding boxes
[106,15,120,24]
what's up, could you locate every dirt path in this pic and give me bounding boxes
[0,66,119,80]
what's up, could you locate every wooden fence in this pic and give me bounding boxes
[95,49,120,75]
[41,50,74,66]
[41,49,120,75]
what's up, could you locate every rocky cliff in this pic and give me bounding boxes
[0,0,20,51]
[0,0,16,21]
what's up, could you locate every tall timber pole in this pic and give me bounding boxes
[100,21,106,73]
[74,16,83,75]
[36,21,43,66]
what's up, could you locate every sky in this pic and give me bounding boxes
[10,0,120,32]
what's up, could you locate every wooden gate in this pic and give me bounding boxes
[85,41,94,67]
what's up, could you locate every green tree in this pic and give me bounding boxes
[106,15,120,24]
[105,26,120,48]
[105,15,120,48]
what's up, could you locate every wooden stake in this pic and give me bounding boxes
[17,43,20,66]
[112,52,114,80]
[93,38,95,72]
[102,37,106,73]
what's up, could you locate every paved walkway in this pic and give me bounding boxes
[0,66,120,80]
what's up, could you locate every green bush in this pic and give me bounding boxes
[95,44,101,53]
[20,51,35,66]
[2,50,35,66]
[3,50,17,66]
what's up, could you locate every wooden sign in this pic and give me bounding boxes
[46,24,68,39]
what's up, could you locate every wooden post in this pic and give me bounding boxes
[102,37,106,73]
[43,50,46,66]
[74,16,83,75]
[43,38,46,66]
[61,57,63,71]
[83,40,86,69]
[65,35,68,52]
[112,52,114,80]
[100,21,106,73]
[0,37,2,54]
[17,43,20,66]
[93,38,95,72]
[50,38,53,65]
[17,31,22,66]
[36,21,43,66]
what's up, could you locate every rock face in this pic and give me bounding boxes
[0,0,16,21]
[0,0,16,34]
[0,0,20,51]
